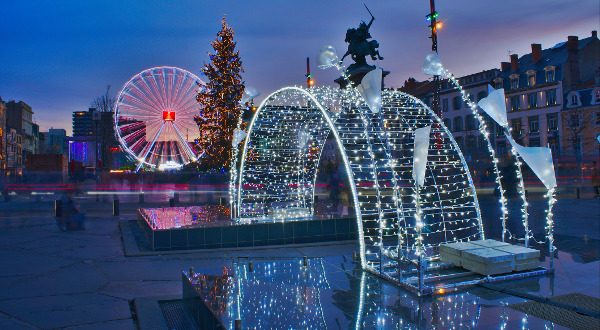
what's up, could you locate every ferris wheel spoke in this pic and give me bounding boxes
[122,92,161,116]
[171,74,190,111]
[139,74,166,113]
[172,122,197,162]
[135,121,166,172]
[165,70,175,110]
[148,72,168,111]
[128,80,163,111]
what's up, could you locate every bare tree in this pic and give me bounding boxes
[91,85,116,113]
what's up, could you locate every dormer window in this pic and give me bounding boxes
[567,91,581,108]
[544,66,556,83]
[493,78,503,89]
[526,70,536,87]
[593,88,600,104]
[510,74,519,89]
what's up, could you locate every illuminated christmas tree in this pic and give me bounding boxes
[194,17,244,170]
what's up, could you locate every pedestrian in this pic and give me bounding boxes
[592,161,600,198]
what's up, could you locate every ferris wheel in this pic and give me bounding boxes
[114,66,205,171]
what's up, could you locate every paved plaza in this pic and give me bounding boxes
[0,195,598,329]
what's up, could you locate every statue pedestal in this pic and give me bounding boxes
[335,66,390,89]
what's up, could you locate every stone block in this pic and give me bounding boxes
[461,258,513,276]
[514,260,540,271]
[494,245,540,261]
[469,239,510,249]
[462,248,514,264]
[461,248,514,275]
[439,241,483,266]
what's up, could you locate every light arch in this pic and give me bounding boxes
[233,86,483,278]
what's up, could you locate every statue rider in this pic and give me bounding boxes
[335,5,388,88]
[341,8,384,72]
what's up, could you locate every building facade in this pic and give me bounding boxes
[0,98,6,173]
[6,101,35,156]
[401,31,599,185]
[70,108,116,169]
[495,31,599,180]
[40,128,68,155]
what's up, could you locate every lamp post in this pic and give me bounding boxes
[426,0,443,147]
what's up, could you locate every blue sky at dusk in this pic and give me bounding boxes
[1,0,597,135]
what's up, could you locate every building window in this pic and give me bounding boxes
[528,116,539,133]
[497,140,507,156]
[443,118,451,131]
[494,78,503,89]
[545,67,555,82]
[528,93,538,108]
[546,89,557,106]
[455,136,464,148]
[466,114,477,130]
[527,71,536,87]
[511,118,522,136]
[547,113,558,131]
[453,96,462,110]
[477,91,487,101]
[466,136,477,149]
[453,117,463,132]
[442,98,449,112]
[510,75,519,89]
[496,123,504,137]
[510,95,520,111]
[569,93,580,107]
[569,113,580,128]
[596,112,600,126]
[529,137,541,147]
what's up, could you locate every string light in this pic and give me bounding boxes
[442,69,508,241]
[232,84,483,283]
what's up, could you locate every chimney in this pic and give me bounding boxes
[501,62,511,72]
[592,30,598,38]
[510,54,519,72]
[565,36,580,89]
[531,44,542,64]
[567,36,579,52]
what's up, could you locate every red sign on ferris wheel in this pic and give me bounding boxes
[162,111,176,121]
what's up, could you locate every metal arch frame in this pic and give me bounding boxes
[236,86,368,267]
[402,91,485,240]
[113,66,206,170]
[381,90,485,242]
[235,86,484,273]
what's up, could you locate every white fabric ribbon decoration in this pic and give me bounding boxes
[422,52,445,77]
[357,68,383,113]
[232,128,247,147]
[506,135,557,189]
[412,125,432,187]
[478,85,509,128]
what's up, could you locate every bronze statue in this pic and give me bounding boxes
[341,6,384,71]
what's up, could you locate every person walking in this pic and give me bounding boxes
[592,161,600,198]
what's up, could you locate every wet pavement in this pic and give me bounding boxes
[0,195,597,329]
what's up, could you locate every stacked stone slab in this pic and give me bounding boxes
[439,239,541,276]
[438,241,484,266]
[494,245,540,271]
[461,248,514,275]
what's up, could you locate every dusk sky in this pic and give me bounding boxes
[1,0,597,135]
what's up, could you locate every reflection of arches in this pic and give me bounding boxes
[233,86,482,280]
[355,271,482,329]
